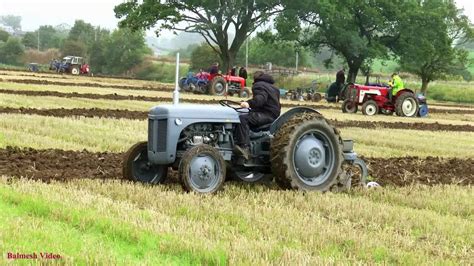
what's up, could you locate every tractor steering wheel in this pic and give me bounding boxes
[219,100,250,113]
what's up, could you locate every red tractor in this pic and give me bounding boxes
[57,56,90,75]
[179,72,250,97]
[341,83,428,117]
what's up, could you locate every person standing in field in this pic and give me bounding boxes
[239,66,248,86]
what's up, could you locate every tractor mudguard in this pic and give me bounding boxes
[269,107,320,134]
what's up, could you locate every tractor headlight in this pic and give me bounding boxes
[175,118,183,125]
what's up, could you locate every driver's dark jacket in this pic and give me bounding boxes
[247,74,281,119]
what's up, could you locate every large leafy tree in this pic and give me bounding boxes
[22,26,64,50]
[114,0,281,71]
[0,29,9,42]
[0,38,24,65]
[102,28,151,75]
[394,0,472,94]
[278,0,402,83]
[0,15,21,33]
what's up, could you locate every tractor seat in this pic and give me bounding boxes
[250,123,272,132]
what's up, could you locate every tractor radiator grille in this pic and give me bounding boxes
[157,119,168,152]
[148,119,168,152]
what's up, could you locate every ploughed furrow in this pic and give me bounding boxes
[0,78,173,92]
[1,88,472,114]
[0,106,473,132]
[0,88,333,110]
[0,147,472,186]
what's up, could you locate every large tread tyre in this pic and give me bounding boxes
[270,113,344,192]
[179,145,226,194]
[361,100,379,116]
[123,141,168,184]
[395,92,419,117]
[178,78,190,92]
[209,76,226,96]
[239,87,251,98]
[342,99,358,113]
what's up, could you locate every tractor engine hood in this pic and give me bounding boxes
[149,104,240,122]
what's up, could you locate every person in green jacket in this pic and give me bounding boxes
[388,73,404,102]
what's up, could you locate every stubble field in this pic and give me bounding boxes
[0,70,472,264]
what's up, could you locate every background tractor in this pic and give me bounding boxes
[50,56,90,75]
[341,83,428,117]
[281,80,322,102]
[179,71,250,97]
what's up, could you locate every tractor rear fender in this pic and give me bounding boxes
[269,107,320,134]
[395,88,415,97]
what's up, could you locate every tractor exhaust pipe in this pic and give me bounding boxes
[173,53,180,105]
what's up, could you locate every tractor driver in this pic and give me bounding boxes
[388,73,405,102]
[234,71,281,160]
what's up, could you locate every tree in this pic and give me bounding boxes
[114,0,282,71]
[190,43,221,71]
[61,39,87,57]
[236,32,312,68]
[0,29,9,42]
[278,0,402,83]
[68,20,95,44]
[0,15,22,33]
[394,0,473,93]
[102,28,151,75]
[0,38,24,65]
[21,32,37,49]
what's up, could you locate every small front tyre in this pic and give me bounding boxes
[179,145,226,194]
[362,100,379,116]
[123,141,168,184]
[239,87,251,98]
[342,99,358,113]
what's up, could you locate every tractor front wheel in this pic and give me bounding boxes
[179,145,226,194]
[123,141,168,184]
[395,92,419,117]
[209,76,226,96]
[271,113,343,191]
[362,100,379,116]
[239,87,251,98]
[342,99,358,113]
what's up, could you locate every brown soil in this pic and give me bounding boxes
[0,88,334,109]
[0,147,472,187]
[1,106,473,132]
[0,78,173,92]
[0,147,122,182]
[364,156,474,186]
[0,107,147,120]
[331,119,474,132]
[4,88,474,115]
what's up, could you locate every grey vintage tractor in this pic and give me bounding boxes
[123,99,368,194]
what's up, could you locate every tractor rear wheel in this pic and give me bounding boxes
[239,87,251,98]
[178,78,190,92]
[71,66,80,75]
[123,141,168,184]
[179,145,226,194]
[312,93,322,102]
[209,76,226,96]
[270,112,343,191]
[362,100,379,116]
[342,99,358,113]
[395,92,419,117]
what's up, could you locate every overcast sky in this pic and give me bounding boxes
[1,0,473,37]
